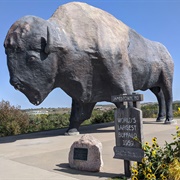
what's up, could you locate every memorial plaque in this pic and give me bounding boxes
[114,107,144,162]
[73,148,88,161]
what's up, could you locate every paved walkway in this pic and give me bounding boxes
[0,118,179,180]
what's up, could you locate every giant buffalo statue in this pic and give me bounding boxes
[4,2,174,135]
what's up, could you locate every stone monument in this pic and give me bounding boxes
[4,2,174,135]
[68,134,103,172]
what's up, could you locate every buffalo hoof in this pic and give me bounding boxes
[164,119,177,125]
[156,117,165,122]
[65,128,80,136]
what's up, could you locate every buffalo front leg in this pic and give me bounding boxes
[150,87,166,122]
[65,99,96,135]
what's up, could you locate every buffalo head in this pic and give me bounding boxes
[4,16,62,105]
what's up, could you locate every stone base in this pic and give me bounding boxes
[164,119,177,124]
[65,131,80,136]
[68,134,103,172]
[156,118,165,122]
[65,128,80,136]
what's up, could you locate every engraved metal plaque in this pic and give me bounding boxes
[73,148,88,161]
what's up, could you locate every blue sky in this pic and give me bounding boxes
[0,0,180,109]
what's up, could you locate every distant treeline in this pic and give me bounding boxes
[142,102,180,118]
[0,100,180,137]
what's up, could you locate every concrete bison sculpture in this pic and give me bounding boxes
[4,2,174,135]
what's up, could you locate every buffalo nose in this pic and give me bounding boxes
[10,77,18,85]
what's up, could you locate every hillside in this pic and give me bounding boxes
[22,101,180,115]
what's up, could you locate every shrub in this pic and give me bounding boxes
[131,126,180,180]
[174,110,180,117]
[168,158,180,180]
[90,110,114,124]
[0,100,29,137]
[28,113,70,132]
[141,102,180,118]
[0,101,70,136]
[141,104,158,118]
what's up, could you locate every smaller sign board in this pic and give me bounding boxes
[114,147,144,162]
[73,148,88,161]
[111,94,143,102]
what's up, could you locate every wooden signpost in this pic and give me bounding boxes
[111,93,144,177]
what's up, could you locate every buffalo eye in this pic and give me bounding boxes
[28,56,37,62]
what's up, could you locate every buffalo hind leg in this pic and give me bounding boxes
[65,99,96,135]
[150,87,166,122]
[162,85,174,124]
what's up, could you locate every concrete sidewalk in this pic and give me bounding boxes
[0,118,179,180]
